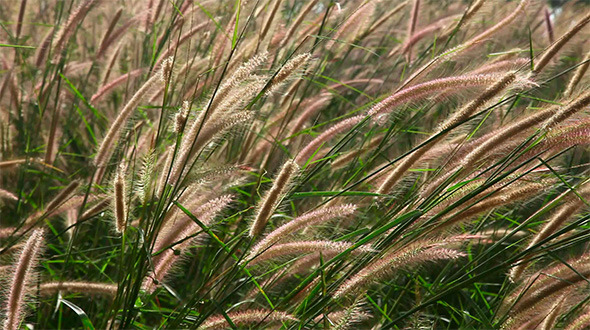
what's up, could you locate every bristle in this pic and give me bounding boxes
[173,101,190,134]
[34,27,54,67]
[400,0,530,87]
[79,197,111,221]
[154,21,210,69]
[96,11,148,59]
[145,195,233,292]
[5,1,590,328]
[328,2,375,51]
[169,110,254,185]
[506,255,590,315]
[15,0,27,39]
[0,227,17,239]
[258,0,283,45]
[317,299,371,329]
[543,89,590,130]
[539,295,565,330]
[365,1,407,37]
[91,69,144,103]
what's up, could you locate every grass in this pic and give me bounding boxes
[1,0,590,329]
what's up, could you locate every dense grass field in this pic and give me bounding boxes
[1,0,590,328]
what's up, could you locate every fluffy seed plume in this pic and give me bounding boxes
[267,53,312,93]
[0,227,17,239]
[510,184,590,281]
[39,281,118,297]
[251,204,357,257]
[404,0,420,60]
[288,95,333,135]
[365,1,407,37]
[154,21,209,69]
[2,229,44,330]
[249,160,299,237]
[198,309,298,330]
[532,11,590,75]
[96,11,148,59]
[0,188,18,201]
[174,101,190,134]
[248,240,374,266]
[438,182,545,229]
[79,197,111,221]
[367,74,504,119]
[144,195,233,292]
[456,90,590,170]
[376,72,518,195]
[400,0,530,87]
[96,7,122,62]
[542,89,590,130]
[295,115,363,165]
[279,0,319,47]
[52,0,100,63]
[91,69,144,103]
[209,51,268,112]
[168,110,254,185]
[137,151,156,204]
[45,181,80,214]
[94,57,173,170]
[328,2,375,51]
[258,0,283,45]
[506,255,590,316]
[564,49,590,98]
[565,308,590,330]
[544,7,554,44]
[24,180,80,227]
[113,165,127,233]
[315,299,371,329]
[539,296,565,330]
[333,242,464,299]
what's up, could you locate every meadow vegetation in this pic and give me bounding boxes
[1,0,590,328]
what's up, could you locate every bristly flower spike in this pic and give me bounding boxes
[94,57,174,170]
[113,164,127,233]
[2,229,44,330]
[249,160,299,237]
[198,310,298,330]
[250,204,357,257]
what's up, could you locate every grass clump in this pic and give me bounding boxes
[1,0,590,329]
